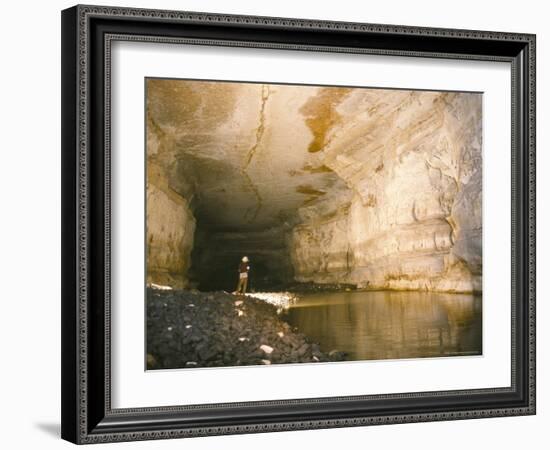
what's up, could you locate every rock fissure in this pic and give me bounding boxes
[240,85,271,223]
[244,85,270,169]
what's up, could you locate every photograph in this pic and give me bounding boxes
[56,2,537,445]
[145,78,483,370]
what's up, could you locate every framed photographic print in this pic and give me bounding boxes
[61,4,536,444]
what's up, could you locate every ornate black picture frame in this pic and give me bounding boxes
[61,4,536,444]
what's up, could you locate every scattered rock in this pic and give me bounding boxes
[197,343,217,361]
[150,283,172,291]
[297,343,310,356]
[260,344,274,354]
[147,353,158,369]
[328,350,347,361]
[146,287,345,369]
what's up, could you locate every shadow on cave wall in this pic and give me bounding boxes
[188,228,293,292]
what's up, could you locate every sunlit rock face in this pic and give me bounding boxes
[146,79,482,293]
[291,90,482,292]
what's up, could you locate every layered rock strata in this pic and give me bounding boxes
[290,91,482,292]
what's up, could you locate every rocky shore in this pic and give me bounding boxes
[147,288,346,369]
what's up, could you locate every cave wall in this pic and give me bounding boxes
[145,79,350,289]
[147,162,196,288]
[290,91,482,293]
[290,209,351,282]
[146,106,197,288]
[146,79,482,293]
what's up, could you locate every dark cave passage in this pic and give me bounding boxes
[189,226,294,292]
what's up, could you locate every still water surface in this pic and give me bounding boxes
[284,291,482,361]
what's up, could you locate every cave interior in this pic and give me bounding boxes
[146,78,483,294]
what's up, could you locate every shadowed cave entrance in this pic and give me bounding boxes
[189,225,295,292]
[179,155,354,292]
[172,134,355,292]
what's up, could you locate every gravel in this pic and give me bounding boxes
[146,287,345,369]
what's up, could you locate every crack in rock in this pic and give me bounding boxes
[243,85,270,222]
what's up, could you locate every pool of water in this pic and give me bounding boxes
[284,290,482,361]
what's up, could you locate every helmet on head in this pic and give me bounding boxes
[242,256,249,262]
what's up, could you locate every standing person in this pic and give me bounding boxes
[235,256,250,295]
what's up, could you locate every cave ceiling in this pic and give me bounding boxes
[146,79,353,232]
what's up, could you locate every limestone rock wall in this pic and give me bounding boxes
[290,205,351,282]
[147,169,196,288]
[290,91,482,293]
[146,115,197,288]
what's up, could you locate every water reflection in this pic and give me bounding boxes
[284,291,482,361]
